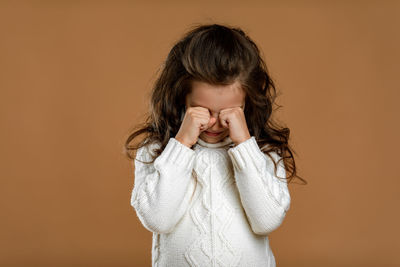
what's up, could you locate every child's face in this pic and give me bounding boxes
[185,80,246,144]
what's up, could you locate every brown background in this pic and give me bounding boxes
[1,1,399,266]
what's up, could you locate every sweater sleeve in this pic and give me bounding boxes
[227,136,291,236]
[130,137,197,234]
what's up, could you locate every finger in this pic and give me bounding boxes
[199,118,210,128]
[191,114,210,122]
[219,115,229,128]
[190,106,211,116]
[200,117,215,131]
[189,108,211,119]
[199,123,208,132]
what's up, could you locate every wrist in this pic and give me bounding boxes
[175,136,192,148]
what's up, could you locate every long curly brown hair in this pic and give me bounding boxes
[123,23,306,185]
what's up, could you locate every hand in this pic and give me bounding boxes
[219,107,251,146]
[175,106,217,148]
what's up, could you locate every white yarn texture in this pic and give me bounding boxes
[130,135,291,267]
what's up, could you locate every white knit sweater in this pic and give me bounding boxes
[130,135,291,267]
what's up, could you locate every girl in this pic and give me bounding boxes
[124,23,305,267]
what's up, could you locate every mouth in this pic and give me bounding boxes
[204,131,223,137]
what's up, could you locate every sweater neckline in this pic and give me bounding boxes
[196,135,234,148]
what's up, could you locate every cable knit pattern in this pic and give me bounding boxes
[130,135,291,267]
[227,136,291,235]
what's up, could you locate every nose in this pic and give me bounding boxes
[208,113,224,131]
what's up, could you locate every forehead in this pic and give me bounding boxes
[186,80,245,111]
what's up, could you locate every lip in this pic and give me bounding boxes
[204,131,222,137]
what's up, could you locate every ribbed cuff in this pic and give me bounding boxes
[154,137,196,172]
[227,136,265,173]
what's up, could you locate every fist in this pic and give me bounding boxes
[218,106,251,146]
[175,106,216,147]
